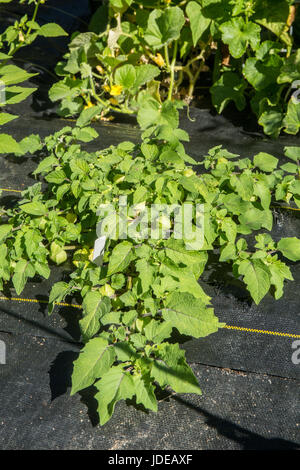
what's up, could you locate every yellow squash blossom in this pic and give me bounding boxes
[84,101,94,109]
[110,85,123,96]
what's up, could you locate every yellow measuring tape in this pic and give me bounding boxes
[0,295,299,339]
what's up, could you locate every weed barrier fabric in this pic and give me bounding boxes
[0,114,299,449]
[0,333,299,450]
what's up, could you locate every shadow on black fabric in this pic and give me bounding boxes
[49,350,79,401]
[174,396,300,450]
[0,303,80,344]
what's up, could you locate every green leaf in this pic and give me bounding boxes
[144,7,185,49]
[238,259,271,304]
[258,105,284,138]
[48,281,70,314]
[73,126,99,142]
[33,155,58,175]
[109,0,132,14]
[76,106,102,127]
[144,319,173,344]
[0,224,12,243]
[151,343,201,395]
[0,65,37,85]
[278,50,300,84]
[39,23,68,38]
[71,337,116,395]
[254,0,292,46]
[80,292,111,341]
[220,18,261,58]
[284,147,300,163]
[115,64,136,90]
[18,134,42,155]
[0,113,18,125]
[0,134,21,154]
[211,72,246,113]
[243,55,282,91]
[283,99,300,135]
[107,241,134,276]
[137,96,179,130]
[133,64,160,91]
[12,260,35,295]
[20,201,47,216]
[238,207,272,231]
[253,152,278,172]
[4,85,37,105]
[111,273,126,290]
[163,292,222,338]
[133,374,158,412]
[48,81,80,102]
[95,365,135,425]
[277,237,300,262]
[164,238,208,277]
[186,1,211,46]
[269,259,293,300]
[45,169,66,185]
[136,258,155,293]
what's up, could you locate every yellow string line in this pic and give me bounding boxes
[277,206,300,212]
[0,296,81,309]
[0,296,299,338]
[0,188,22,193]
[224,325,300,339]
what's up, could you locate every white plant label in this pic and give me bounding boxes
[92,235,107,266]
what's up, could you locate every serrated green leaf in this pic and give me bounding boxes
[163,292,222,338]
[0,224,12,243]
[95,365,135,425]
[107,241,133,276]
[71,337,116,395]
[20,201,47,216]
[80,292,111,341]
[238,259,271,304]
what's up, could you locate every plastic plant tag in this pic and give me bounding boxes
[92,235,106,266]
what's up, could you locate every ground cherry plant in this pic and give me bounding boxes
[0,101,300,424]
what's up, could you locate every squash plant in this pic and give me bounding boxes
[1,101,300,424]
[0,0,67,154]
[49,0,299,137]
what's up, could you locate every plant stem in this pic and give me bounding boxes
[167,40,178,101]
[164,44,170,69]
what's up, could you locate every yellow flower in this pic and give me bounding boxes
[103,84,110,93]
[110,85,123,96]
[152,53,165,67]
[84,101,94,109]
[109,97,119,106]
